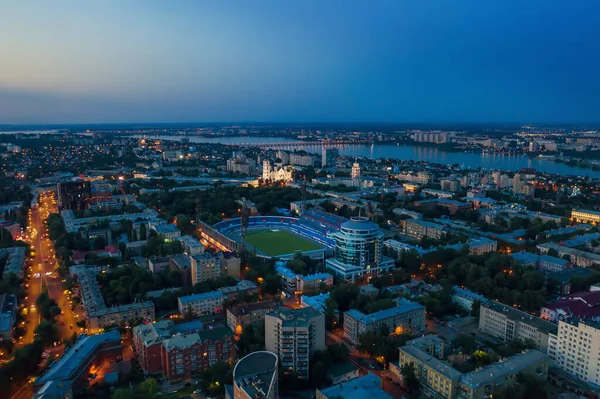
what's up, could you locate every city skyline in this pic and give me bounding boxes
[2,0,600,124]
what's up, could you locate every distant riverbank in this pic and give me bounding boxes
[136,134,600,178]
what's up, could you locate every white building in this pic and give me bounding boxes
[549,318,600,389]
[452,286,488,311]
[178,291,224,317]
[178,235,205,256]
[264,307,325,379]
[262,160,293,182]
[351,162,361,179]
[478,301,557,352]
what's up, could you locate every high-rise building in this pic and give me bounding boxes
[264,307,325,379]
[351,161,361,179]
[57,180,91,210]
[190,252,223,285]
[548,318,600,388]
[232,351,278,399]
[326,217,395,281]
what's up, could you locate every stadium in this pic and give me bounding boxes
[210,209,346,259]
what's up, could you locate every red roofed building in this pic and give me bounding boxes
[541,291,600,323]
[71,245,121,264]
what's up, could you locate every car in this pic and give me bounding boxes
[61,321,65,325]
[193,390,202,394]
[69,325,73,329]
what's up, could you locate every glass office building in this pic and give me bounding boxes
[326,217,394,281]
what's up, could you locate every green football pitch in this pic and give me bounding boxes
[242,229,322,256]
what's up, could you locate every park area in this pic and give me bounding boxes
[242,229,322,257]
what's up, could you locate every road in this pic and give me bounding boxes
[326,331,408,398]
[21,192,85,346]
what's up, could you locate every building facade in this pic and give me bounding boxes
[343,299,426,345]
[264,307,325,379]
[227,300,279,335]
[549,318,600,389]
[478,301,557,352]
[178,290,224,317]
[191,252,223,285]
[326,217,395,281]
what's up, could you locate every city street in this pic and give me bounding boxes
[21,192,84,346]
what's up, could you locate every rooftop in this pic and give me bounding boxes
[543,291,600,320]
[345,300,425,325]
[547,267,595,283]
[400,345,462,381]
[482,301,557,334]
[234,351,278,399]
[178,290,223,304]
[318,373,392,399]
[267,306,323,327]
[341,217,379,231]
[153,223,181,234]
[461,350,549,388]
[228,300,278,317]
[35,330,121,386]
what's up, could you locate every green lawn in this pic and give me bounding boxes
[242,229,322,256]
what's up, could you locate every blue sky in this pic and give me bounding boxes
[1,0,599,124]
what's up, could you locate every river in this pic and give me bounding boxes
[137,134,600,178]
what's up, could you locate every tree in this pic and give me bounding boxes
[93,235,107,250]
[400,363,421,396]
[139,223,147,240]
[139,378,160,395]
[35,320,58,346]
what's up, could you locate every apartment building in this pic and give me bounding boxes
[0,293,17,340]
[537,242,600,268]
[264,307,325,379]
[403,219,447,240]
[178,235,205,256]
[170,254,193,286]
[160,328,233,381]
[178,290,224,317]
[343,299,426,345]
[88,301,155,330]
[153,224,181,241]
[478,301,557,352]
[396,343,549,399]
[452,287,488,312]
[549,318,600,389]
[191,252,223,285]
[226,300,279,335]
[133,320,204,374]
[275,263,334,295]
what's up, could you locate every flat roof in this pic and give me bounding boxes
[346,301,424,325]
[318,373,392,399]
[482,301,557,334]
[234,351,278,399]
[178,290,223,304]
[461,350,549,388]
[228,300,278,317]
[35,330,121,386]
[400,345,462,381]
